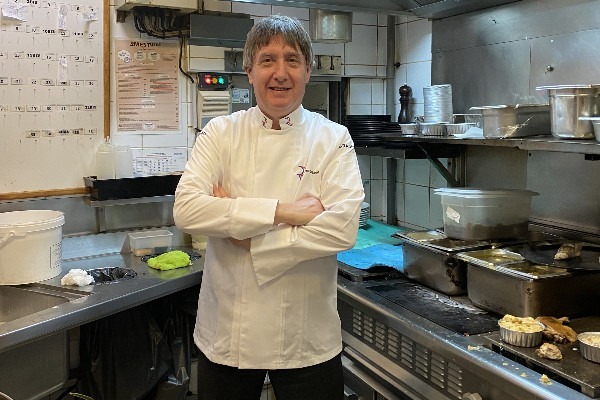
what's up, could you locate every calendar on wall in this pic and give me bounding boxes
[0,0,104,193]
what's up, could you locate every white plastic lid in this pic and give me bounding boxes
[0,210,65,234]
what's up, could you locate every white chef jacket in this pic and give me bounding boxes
[173,105,364,369]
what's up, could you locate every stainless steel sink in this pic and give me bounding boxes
[0,284,90,323]
[0,284,90,400]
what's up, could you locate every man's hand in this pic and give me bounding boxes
[274,196,324,226]
[213,184,228,198]
[213,185,251,250]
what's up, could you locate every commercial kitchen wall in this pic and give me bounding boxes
[0,0,398,235]
[371,0,600,237]
[430,0,600,236]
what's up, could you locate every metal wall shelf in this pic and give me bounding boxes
[84,195,174,232]
[372,135,600,157]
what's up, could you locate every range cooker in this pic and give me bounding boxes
[337,265,599,400]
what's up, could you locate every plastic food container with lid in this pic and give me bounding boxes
[433,188,538,241]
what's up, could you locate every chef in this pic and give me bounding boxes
[174,14,364,400]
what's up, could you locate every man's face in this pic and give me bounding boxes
[245,36,311,122]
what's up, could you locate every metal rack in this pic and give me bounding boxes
[356,133,600,225]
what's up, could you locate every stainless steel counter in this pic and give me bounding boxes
[337,275,594,400]
[0,231,203,353]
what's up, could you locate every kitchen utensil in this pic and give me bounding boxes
[397,230,491,295]
[536,84,600,139]
[445,123,476,136]
[399,123,418,135]
[513,242,600,270]
[470,104,551,138]
[453,113,482,127]
[499,324,543,348]
[423,84,453,123]
[434,188,538,241]
[578,333,600,363]
[309,9,352,43]
[398,83,412,123]
[578,116,600,141]
[466,261,600,317]
[128,229,173,256]
[418,122,446,136]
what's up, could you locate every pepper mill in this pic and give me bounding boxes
[398,83,412,123]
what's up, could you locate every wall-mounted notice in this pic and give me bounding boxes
[115,40,180,132]
[0,0,103,193]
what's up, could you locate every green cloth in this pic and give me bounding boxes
[147,250,191,271]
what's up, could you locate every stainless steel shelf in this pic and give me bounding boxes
[375,135,600,156]
[83,195,174,208]
[83,195,174,232]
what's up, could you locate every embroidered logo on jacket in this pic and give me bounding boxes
[261,116,268,127]
[296,165,320,180]
[283,116,293,126]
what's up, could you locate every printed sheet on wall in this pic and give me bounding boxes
[114,39,180,133]
[0,0,104,193]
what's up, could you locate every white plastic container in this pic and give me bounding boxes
[0,210,65,285]
[434,188,538,240]
[96,139,116,180]
[128,230,173,256]
[115,145,134,178]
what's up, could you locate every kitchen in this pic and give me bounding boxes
[1,0,600,399]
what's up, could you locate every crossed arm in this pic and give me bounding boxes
[212,184,325,249]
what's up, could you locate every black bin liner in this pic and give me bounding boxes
[77,286,199,400]
[87,267,137,284]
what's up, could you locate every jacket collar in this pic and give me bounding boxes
[254,106,305,131]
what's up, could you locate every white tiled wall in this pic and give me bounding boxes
[357,14,438,229]
[109,1,436,229]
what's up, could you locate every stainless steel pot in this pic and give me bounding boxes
[309,9,352,43]
[537,84,600,139]
[470,104,550,138]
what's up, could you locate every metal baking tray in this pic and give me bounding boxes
[395,230,491,252]
[457,248,570,279]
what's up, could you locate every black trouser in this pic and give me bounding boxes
[196,349,344,400]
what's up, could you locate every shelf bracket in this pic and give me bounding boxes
[416,143,462,187]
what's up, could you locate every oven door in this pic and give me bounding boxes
[342,346,413,400]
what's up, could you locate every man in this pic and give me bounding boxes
[174,14,364,400]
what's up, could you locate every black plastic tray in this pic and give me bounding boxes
[83,174,182,201]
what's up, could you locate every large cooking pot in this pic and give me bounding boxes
[537,84,600,139]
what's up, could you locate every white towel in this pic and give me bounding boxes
[61,269,94,286]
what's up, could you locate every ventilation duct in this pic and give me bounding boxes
[225,0,521,19]
[188,13,254,48]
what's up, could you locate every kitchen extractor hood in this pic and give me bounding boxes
[225,0,521,18]
[188,13,254,48]
[402,0,521,19]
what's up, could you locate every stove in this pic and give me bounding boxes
[367,277,499,336]
[338,275,595,400]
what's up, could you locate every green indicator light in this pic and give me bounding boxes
[218,77,225,84]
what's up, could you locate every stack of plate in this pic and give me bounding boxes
[424,84,453,123]
[359,202,370,228]
[343,115,398,146]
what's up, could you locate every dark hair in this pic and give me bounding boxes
[243,15,314,69]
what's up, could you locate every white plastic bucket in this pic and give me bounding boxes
[0,210,65,285]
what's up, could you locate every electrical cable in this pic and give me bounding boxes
[179,36,195,83]
[129,7,194,83]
